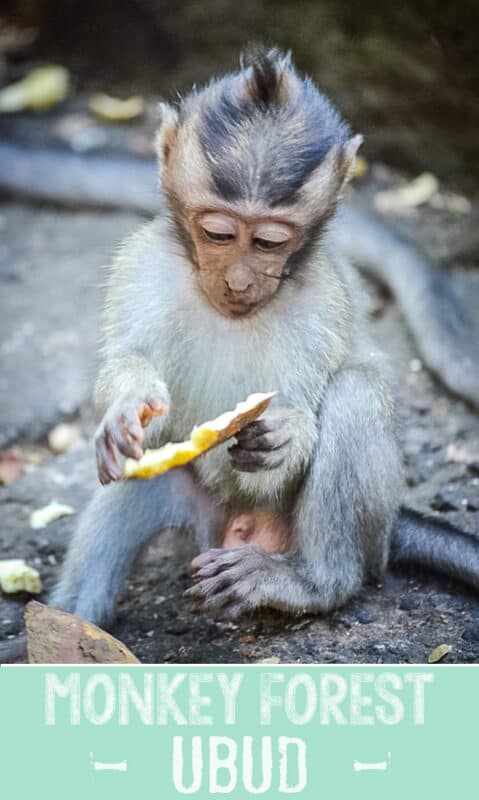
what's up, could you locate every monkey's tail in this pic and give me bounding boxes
[390,507,479,592]
[0,141,159,214]
[337,206,479,411]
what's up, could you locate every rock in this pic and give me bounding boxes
[399,596,420,611]
[48,422,82,454]
[25,600,140,663]
[355,608,379,624]
[462,624,479,643]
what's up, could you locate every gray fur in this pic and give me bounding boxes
[47,54,479,629]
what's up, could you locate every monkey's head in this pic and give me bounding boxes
[157,48,362,319]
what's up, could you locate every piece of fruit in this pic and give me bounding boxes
[0,65,69,112]
[124,391,276,479]
[88,92,144,121]
[0,559,42,594]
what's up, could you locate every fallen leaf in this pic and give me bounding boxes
[89,92,144,121]
[25,601,139,664]
[428,643,452,664]
[125,391,276,479]
[255,656,281,664]
[0,559,42,594]
[374,172,439,214]
[29,501,75,529]
[0,65,69,112]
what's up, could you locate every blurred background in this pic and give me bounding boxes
[1,0,478,187]
[1,1,479,664]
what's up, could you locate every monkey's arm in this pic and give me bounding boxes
[187,366,403,616]
[337,207,479,411]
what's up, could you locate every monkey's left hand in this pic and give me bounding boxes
[228,408,293,472]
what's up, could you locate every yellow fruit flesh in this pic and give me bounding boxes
[124,392,275,480]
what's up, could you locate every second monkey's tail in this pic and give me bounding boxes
[390,507,479,593]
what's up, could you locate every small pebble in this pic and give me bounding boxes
[399,596,420,611]
[430,487,463,512]
[48,423,81,454]
[462,623,479,643]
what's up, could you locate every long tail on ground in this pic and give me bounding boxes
[391,507,479,593]
[0,142,159,214]
[337,206,479,411]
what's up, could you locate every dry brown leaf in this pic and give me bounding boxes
[428,643,452,664]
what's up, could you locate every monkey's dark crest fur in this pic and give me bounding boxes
[191,48,350,207]
[4,47,475,654]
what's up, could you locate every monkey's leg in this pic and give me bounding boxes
[50,469,222,627]
[187,369,402,617]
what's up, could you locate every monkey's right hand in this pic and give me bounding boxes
[95,393,169,485]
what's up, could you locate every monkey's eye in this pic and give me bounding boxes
[253,237,285,252]
[202,228,235,243]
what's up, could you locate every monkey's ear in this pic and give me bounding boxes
[299,134,364,217]
[155,102,179,167]
[340,134,363,186]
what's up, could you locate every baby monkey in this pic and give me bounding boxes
[49,48,479,627]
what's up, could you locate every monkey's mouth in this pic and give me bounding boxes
[224,300,260,317]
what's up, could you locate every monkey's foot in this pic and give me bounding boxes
[185,546,277,618]
[222,511,290,553]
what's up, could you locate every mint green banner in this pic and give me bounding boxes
[0,665,476,798]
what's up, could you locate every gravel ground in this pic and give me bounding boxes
[1,164,478,664]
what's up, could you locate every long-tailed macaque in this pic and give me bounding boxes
[39,49,478,626]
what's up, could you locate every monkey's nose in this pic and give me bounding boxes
[224,270,254,294]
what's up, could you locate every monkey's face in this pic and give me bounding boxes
[189,211,298,318]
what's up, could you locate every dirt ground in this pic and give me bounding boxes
[1,160,479,664]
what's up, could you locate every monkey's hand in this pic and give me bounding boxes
[228,407,299,473]
[95,391,169,485]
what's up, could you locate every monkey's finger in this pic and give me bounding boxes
[234,430,291,451]
[191,548,243,572]
[116,409,144,443]
[202,582,253,616]
[112,427,144,460]
[96,431,123,484]
[236,419,271,438]
[229,445,285,472]
[184,573,232,600]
